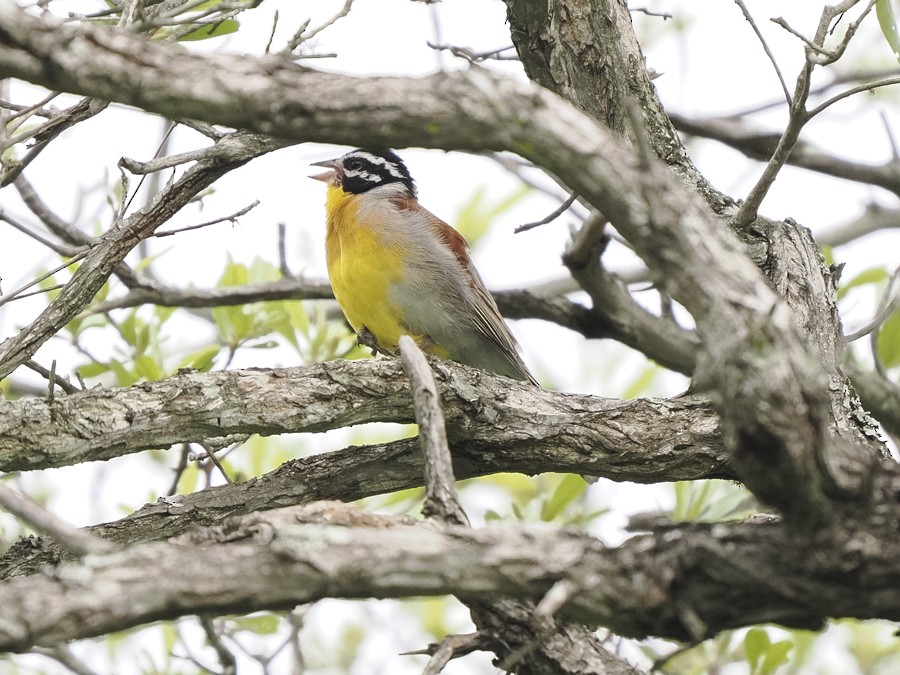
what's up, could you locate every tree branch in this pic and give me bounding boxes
[0,483,114,557]
[398,336,469,526]
[0,499,898,653]
[671,113,900,198]
[0,359,727,477]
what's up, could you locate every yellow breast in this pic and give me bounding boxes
[324,185,408,350]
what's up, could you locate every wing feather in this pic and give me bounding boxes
[390,196,537,385]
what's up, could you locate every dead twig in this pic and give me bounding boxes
[397,336,469,526]
[734,0,791,105]
[0,482,114,557]
[515,193,579,233]
[153,200,260,238]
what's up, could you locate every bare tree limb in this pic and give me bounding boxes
[733,0,791,105]
[671,113,900,198]
[0,483,114,557]
[398,336,469,526]
[395,340,636,673]
[0,359,727,477]
[0,499,898,653]
[0,98,108,187]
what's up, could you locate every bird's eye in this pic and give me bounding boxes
[345,158,365,171]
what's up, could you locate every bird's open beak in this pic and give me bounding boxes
[309,159,338,182]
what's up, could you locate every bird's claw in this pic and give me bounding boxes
[356,326,381,356]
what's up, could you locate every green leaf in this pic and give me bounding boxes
[541,474,587,521]
[286,300,309,335]
[177,19,240,42]
[76,361,111,379]
[760,639,793,675]
[416,597,452,640]
[134,354,162,381]
[134,246,173,271]
[878,0,900,63]
[232,613,280,635]
[877,311,900,367]
[155,305,177,325]
[838,266,889,299]
[701,484,755,522]
[484,509,503,521]
[744,628,771,671]
[454,184,530,248]
[118,311,138,345]
[178,345,221,372]
[177,464,200,494]
[266,302,301,351]
[109,359,137,387]
[622,363,659,399]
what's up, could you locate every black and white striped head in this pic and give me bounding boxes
[311,148,416,197]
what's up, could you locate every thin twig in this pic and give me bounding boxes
[153,201,260,238]
[1,98,108,187]
[4,92,59,127]
[807,75,900,119]
[265,9,279,54]
[0,284,66,305]
[122,121,177,214]
[629,6,673,19]
[0,208,81,256]
[31,646,99,675]
[277,222,292,277]
[196,443,234,485]
[177,118,224,140]
[0,482,114,556]
[0,249,90,309]
[844,268,900,342]
[734,0,791,105]
[25,359,80,394]
[0,97,60,120]
[719,67,900,118]
[771,17,832,55]
[14,174,95,247]
[397,336,469,526]
[200,616,237,675]
[281,0,353,55]
[735,0,876,228]
[515,193,578,233]
[415,632,490,675]
[426,42,518,63]
[167,443,192,496]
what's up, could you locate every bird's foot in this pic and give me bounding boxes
[356,326,382,356]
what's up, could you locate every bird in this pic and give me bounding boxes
[310,148,537,385]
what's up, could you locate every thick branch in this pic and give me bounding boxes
[0,500,898,653]
[503,0,731,211]
[0,359,725,477]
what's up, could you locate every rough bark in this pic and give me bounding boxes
[504,0,729,208]
[1,499,899,653]
[0,358,725,475]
